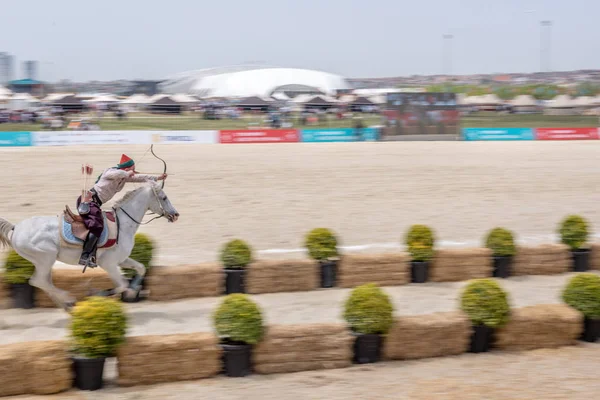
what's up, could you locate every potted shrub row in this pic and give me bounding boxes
[343,283,394,363]
[405,224,435,283]
[305,228,340,288]
[562,273,600,342]
[70,296,127,390]
[221,239,253,294]
[559,215,590,272]
[484,227,516,278]
[459,278,511,353]
[3,249,36,309]
[213,293,264,377]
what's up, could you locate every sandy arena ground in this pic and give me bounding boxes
[2,141,600,267]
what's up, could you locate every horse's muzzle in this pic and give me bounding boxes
[167,213,180,223]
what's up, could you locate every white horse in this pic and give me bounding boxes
[0,180,179,311]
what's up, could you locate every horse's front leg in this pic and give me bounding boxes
[100,263,136,300]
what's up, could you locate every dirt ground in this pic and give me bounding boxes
[2,141,600,267]
[6,343,600,400]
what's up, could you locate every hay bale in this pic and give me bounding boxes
[253,323,353,374]
[338,253,410,288]
[36,268,114,308]
[383,311,471,360]
[145,263,223,301]
[429,248,493,282]
[495,304,583,351]
[246,259,318,294]
[512,244,570,276]
[117,332,221,386]
[0,275,9,309]
[0,340,71,397]
[589,243,600,270]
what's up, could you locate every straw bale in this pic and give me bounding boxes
[428,248,493,282]
[117,332,221,386]
[36,268,114,308]
[338,253,410,288]
[383,311,471,360]
[0,340,71,396]
[0,275,9,309]
[246,259,318,294]
[589,243,600,270]
[511,244,570,276]
[253,323,352,374]
[495,304,583,351]
[145,263,223,300]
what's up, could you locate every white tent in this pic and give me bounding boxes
[0,86,11,97]
[120,94,150,105]
[545,94,576,115]
[510,95,537,106]
[171,93,199,103]
[8,93,41,110]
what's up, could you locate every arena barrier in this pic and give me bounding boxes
[463,127,600,141]
[2,243,599,309]
[0,303,584,396]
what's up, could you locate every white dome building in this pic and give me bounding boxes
[158,65,351,99]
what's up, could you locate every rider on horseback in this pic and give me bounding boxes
[77,154,167,268]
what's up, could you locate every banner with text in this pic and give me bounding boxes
[463,128,535,141]
[0,132,33,147]
[535,127,599,140]
[219,129,299,144]
[32,131,151,146]
[150,131,218,144]
[301,128,380,142]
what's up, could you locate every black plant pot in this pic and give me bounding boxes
[493,256,512,278]
[72,356,106,391]
[10,283,35,309]
[319,260,337,288]
[224,268,246,294]
[353,333,382,364]
[221,342,252,377]
[469,324,494,353]
[572,249,590,272]
[411,261,429,283]
[581,317,600,342]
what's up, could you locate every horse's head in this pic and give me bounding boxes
[148,181,179,223]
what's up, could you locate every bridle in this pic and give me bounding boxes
[116,184,168,225]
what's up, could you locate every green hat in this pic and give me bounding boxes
[117,154,135,169]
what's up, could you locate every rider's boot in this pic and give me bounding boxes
[79,232,99,268]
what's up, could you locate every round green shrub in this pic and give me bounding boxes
[405,224,435,262]
[3,250,35,285]
[220,239,253,269]
[558,215,589,251]
[70,296,128,358]
[125,233,155,278]
[304,228,339,261]
[460,278,511,328]
[343,283,394,335]
[213,293,264,344]
[562,273,600,319]
[485,227,517,257]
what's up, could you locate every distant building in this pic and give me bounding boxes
[127,80,164,96]
[0,52,15,85]
[23,60,38,80]
[8,79,45,96]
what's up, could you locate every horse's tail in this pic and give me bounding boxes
[0,217,14,250]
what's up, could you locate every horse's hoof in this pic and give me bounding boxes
[64,301,76,312]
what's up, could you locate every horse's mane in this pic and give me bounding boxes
[113,186,148,208]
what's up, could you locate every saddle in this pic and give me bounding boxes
[60,205,119,249]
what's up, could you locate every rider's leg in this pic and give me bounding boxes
[79,231,100,267]
[79,202,104,267]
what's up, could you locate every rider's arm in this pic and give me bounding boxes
[124,173,158,183]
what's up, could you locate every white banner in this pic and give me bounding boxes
[32,131,151,146]
[149,130,218,145]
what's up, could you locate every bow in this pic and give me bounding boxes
[150,144,167,189]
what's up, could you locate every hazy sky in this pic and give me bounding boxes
[1,0,598,82]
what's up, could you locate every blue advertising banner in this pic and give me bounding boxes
[462,128,535,141]
[301,128,379,142]
[0,132,33,147]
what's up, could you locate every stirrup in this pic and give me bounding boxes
[80,255,97,273]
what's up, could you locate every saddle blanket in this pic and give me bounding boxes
[60,211,118,249]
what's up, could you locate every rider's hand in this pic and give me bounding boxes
[158,173,168,181]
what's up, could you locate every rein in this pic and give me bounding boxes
[117,206,164,225]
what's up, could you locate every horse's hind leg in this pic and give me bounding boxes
[29,261,76,311]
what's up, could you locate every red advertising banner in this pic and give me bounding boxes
[535,127,600,140]
[219,129,299,144]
